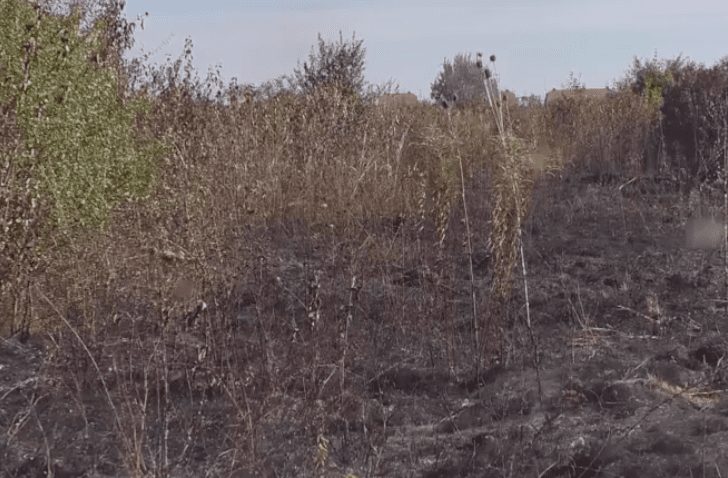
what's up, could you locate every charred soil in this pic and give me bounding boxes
[3,176,728,477]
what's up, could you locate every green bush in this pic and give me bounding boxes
[0,0,159,230]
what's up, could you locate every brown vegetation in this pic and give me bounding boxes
[374,92,419,108]
[544,87,613,106]
[4,3,728,477]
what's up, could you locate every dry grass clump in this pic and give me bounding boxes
[543,89,657,178]
[469,53,559,369]
[422,106,495,247]
[138,54,463,234]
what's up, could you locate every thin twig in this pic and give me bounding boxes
[514,180,541,403]
[37,288,132,468]
[447,111,481,375]
[27,393,53,478]
[339,275,359,401]
[723,116,728,308]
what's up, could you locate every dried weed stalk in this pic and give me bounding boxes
[480,54,546,395]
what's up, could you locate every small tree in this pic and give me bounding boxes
[431,53,485,107]
[291,32,366,96]
[0,0,160,333]
[0,0,158,230]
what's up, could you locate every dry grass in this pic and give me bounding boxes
[1,47,512,474]
[543,88,658,178]
[5,8,728,475]
[1,40,663,473]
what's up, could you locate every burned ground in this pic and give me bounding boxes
[3,174,728,477]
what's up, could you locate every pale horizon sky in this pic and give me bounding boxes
[123,1,728,99]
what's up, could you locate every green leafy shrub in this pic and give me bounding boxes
[0,0,159,230]
[0,0,160,334]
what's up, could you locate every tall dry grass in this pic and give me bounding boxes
[543,89,658,179]
[9,5,721,474]
[5,41,516,474]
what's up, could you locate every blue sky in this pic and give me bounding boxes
[123,1,728,98]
